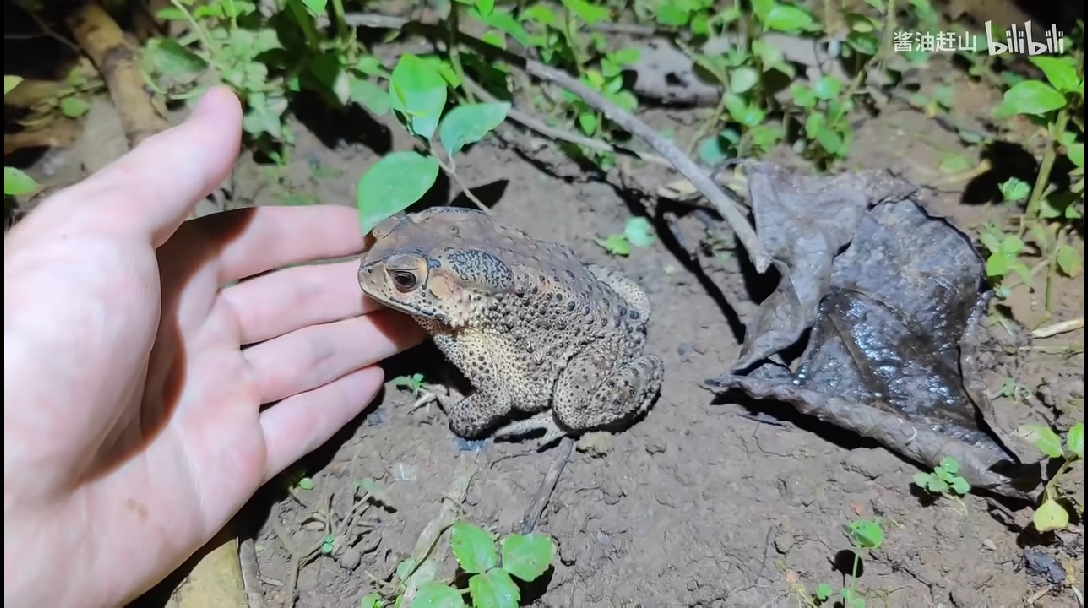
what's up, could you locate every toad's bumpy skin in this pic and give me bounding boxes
[357,207,664,447]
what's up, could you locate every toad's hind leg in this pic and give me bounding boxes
[585,263,652,319]
[552,347,664,434]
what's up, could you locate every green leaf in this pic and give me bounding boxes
[356,151,439,235]
[939,457,959,475]
[500,533,555,582]
[410,582,467,607]
[4,166,39,196]
[468,568,520,608]
[59,96,89,118]
[450,522,499,574]
[4,75,23,96]
[389,55,449,140]
[925,477,949,493]
[790,84,817,108]
[950,477,971,496]
[360,592,385,608]
[349,76,390,116]
[560,0,609,24]
[912,472,931,488]
[297,477,314,490]
[302,0,327,15]
[815,583,833,601]
[1029,56,1081,94]
[655,4,689,26]
[596,235,630,256]
[1033,498,1069,532]
[1018,424,1065,459]
[844,519,883,549]
[623,217,657,248]
[1067,422,1084,459]
[813,76,841,100]
[762,4,816,32]
[729,67,759,94]
[1067,143,1084,168]
[438,102,510,156]
[474,0,494,16]
[146,39,207,77]
[1056,245,1083,277]
[994,81,1066,118]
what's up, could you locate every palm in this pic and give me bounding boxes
[4,90,423,606]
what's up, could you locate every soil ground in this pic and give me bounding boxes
[6,6,1085,607]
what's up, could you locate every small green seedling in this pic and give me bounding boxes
[811,518,885,607]
[596,217,657,257]
[4,75,40,198]
[913,456,971,497]
[361,521,556,607]
[1018,422,1084,532]
[392,373,427,397]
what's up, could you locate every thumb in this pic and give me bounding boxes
[37,86,244,247]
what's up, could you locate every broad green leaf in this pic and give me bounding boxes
[925,477,949,493]
[655,4,689,26]
[59,96,89,118]
[146,39,207,77]
[844,519,883,549]
[1018,424,1064,459]
[729,67,759,94]
[560,0,609,24]
[813,76,841,100]
[1067,422,1084,459]
[356,151,439,235]
[1056,245,1083,277]
[389,55,449,140]
[302,0,327,15]
[763,5,816,32]
[995,81,1066,118]
[597,235,630,256]
[938,457,960,475]
[349,76,390,116]
[360,592,384,608]
[450,522,499,574]
[1029,56,1081,94]
[438,102,510,156]
[410,582,467,607]
[912,472,930,487]
[1067,143,1084,168]
[500,533,555,581]
[623,217,657,248]
[790,84,816,108]
[4,166,39,196]
[474,0,494,16]
[815,583,833,600]
[950,477,971,495]
[1033,498,1069,532]
[468,568,520,608]
[4,75,23,96]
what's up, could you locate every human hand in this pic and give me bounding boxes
[3,86,425,607]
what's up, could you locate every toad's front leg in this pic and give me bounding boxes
[433,333,516,439]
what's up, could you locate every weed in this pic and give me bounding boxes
[596,217,658,256]
[391,373,427,398]
[913,456,972,499]
[3,76,40,197]
[1017,422,1085,532]
[361,520,556,608]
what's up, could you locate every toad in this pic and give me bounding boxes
[357,207,664,447]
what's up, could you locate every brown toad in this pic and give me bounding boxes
[357,207,664,447]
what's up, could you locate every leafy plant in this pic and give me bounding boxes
[391,373,427,398]
[361,521,556,608]
[913,456,971,498]
[980,53,1085,314]
[355,53,510,235]
[1017,422,1084,532]
[809,518,885,607]
[4,76,41,198]
[596,216,658,256]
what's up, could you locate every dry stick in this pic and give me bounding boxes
[520,60,770,273]
[65,1,170,148]
[518,437,575,535]
[1032,317,1085,339]
[344,12,770,271]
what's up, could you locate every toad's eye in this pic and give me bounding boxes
[391,270,419,292]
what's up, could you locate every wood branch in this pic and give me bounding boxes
[64,0,170,148]
[4,124,82,156]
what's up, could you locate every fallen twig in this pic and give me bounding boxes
[64,0,170,148]
[1032,317,1085,339]
[518,437,575,534]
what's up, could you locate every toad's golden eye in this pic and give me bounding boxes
[391,270,418,292]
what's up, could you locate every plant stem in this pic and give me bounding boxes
[446,3,475,103]
[432,149,490,212]
[1024,107,1070,227]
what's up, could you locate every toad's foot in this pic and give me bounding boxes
[493,412,568,449]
